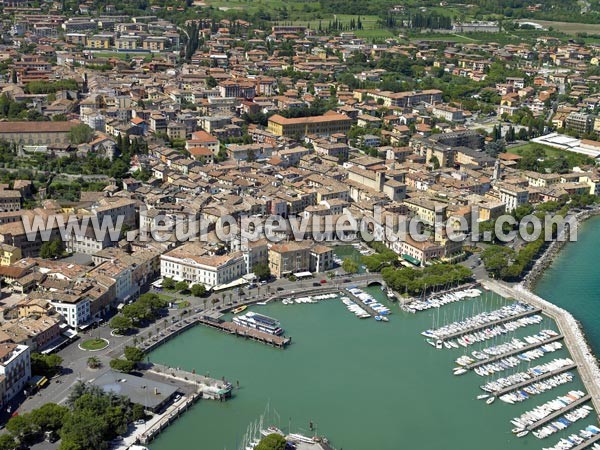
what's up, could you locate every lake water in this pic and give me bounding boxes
[148,285,594,450]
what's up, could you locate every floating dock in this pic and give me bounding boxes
[464,334,564,371]
[493,363,577,397]
[440,307,542,341]
[198,316,291,348]
[570,433,600,450]
[526,394,592,431]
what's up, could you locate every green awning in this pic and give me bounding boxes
[401,254,421,266]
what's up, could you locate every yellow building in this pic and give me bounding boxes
[0,244,20,266]
[267,111,352,138]
[142,37,167,51]
[268,242,312,278]
[87,34,113,49]
[115,36,140,50]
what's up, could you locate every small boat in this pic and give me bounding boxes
[232,305,247,314]
[381,316,389,322]
[375,316,383,321]
[453,368,467,376]
[516,430,529,438]
[387,288,395,299]
[477,394,490,400]
[512,428,524,434]
[256,301,268,306]
[436,340,443,350]
[486,397,496,405]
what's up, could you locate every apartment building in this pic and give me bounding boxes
[0,343,30,405]
[161,243,246,288]
[267,111,352,138]
[0,121,77,146]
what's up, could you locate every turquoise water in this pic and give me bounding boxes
[535,214,600,355]
[148,286,594,450]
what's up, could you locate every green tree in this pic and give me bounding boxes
[175,281,189,292]
[190,284,206,297]
[59,409,108,450]
[40,239,64,259]
[341,258,359,274]
[121,302,151,324]
[109,315,133,334]
[255,433,286,450]
[30,403,69,432]
[0,434,16,450]
[252,263,271,281]
[87,356,102,369]
[69,123,94,145]
[109,358,135,373]
[6,414,37,444]
[31,353,63,377]
[162,277,176,290]
[124,346,144,363]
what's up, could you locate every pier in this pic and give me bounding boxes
[137,310,290,352]
[138,392,201,445]
[197,316,291,348]
[570,433,600,450]
[485,280,600,414]
[493,363,577,397]
[345,289,378,317]
[464,334,564,371]
[526,394,592,432]
[439,307,542,341]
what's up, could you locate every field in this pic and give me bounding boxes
[508,142,596,169]
[516,19,600,35]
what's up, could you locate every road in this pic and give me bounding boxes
[16,271,383,414]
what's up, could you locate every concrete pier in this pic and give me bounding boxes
[493,363,577,397]
[437,307,542,341]
[525,394,592,431]
[484,280,600,414]
[463,334,564,371]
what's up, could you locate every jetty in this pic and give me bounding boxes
[485,280,600,414]
[526,394,592,431]
[464,334,564,371]
[345,290,377,317]
[440,307,542,341]
[137,392,201,445]
[493,363,577,397]
[137,310,290,352]
[197,316,291,348]
[570,433,600,450]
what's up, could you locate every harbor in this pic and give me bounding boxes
[144,282,599,450]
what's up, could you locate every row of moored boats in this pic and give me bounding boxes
[480,358,575,394]
[403,288,481,313]
[422,302,538,341]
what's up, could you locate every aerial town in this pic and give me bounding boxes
[0,0,598,449]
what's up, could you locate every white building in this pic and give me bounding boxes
[494,184,529,212]
[0,343,31,403]
[49,297,91,328]
[161,243,247,288]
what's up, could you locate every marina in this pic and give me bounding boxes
[422,302,542,342]
[494,364,577,403]
[146,284,599,450]
[457,332,565,373]
[522,394,593,432]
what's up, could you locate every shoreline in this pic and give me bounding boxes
[522,205,600,290]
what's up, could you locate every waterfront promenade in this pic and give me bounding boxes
[523,205,600,289]
[483,280,600,413]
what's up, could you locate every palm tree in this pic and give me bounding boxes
[87,356,101,369]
